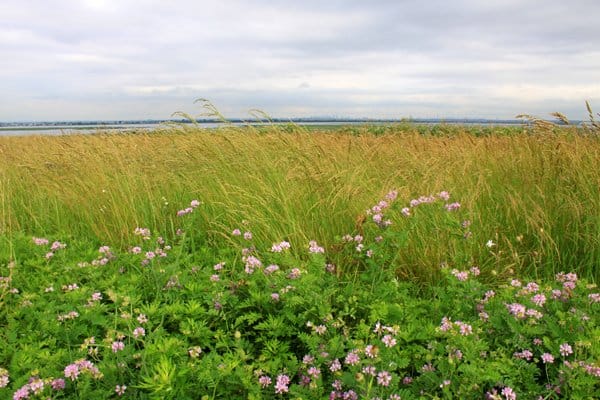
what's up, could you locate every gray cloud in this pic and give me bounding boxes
[1,0,599,121]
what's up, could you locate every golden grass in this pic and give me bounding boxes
[1,124,599,281]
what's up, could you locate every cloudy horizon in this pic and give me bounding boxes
[1,0,599,122]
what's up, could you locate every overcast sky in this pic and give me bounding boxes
[1,0,599,121]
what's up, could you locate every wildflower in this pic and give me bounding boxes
[243,255,262,274]
[506,303,527,319]
[510,279,522,287]
[382,335,397,348]
[344,351,360,366]
[303,354,315,364]
[455,321,473,336]
[259,375,272,388]
[329,359,342,372]
[190,199,200,208]
[130,246,142,254]
[45,251,54,259]
[589,293,600,303]
[501,386,517,400]
[364,344,379,358]
[33,237,49,245]
[485,240,495,248]
[0,368,8,388]
[563,281,576,290]
[421,363,435,372]
[440,379,451,388]
[401,207,411,216]
[541,353,554,364]
[287,268,301,279]
[111,341,124,353]
[451,269,469,281]
[438,191,450,200]
[559,343,573,357]
[309,240,325,253]
[243,231,253,240]
[402,376,413,384]
[51,241,67,251]
[51,378,65,390]
[439,317,453,332]
[188,346,202,358]
[274,374,290,394]
[513,349,533,361]
[64,364,80,380]
[210,274,220,282]
[134,227,151,239]
[307,366,320,379]
[470,266,481,276]
[13,386,30,400]
[314,324,327,335]
[231,228,241,236]
[531,293,546,307]
[445,202,461,211]
[389,394,402,400]
[376,370,392,387]
[343,390,358,399]
[115,385,127,396]
[271,293,280,302]
[362,365,376,376]
[137,314,148,324]
[133,327,145,338]
[271,241,291,252]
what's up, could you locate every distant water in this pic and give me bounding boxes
[0,119,526,136]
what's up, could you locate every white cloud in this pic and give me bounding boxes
[1,0,599,121]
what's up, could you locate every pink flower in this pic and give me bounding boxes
[344,351,360,366]
[271,293,280,302]
[190,199,200,208]
[329,359,342,372]
[33,237,49,246]
[438,191,450,201]
[401,207,411,216]
[51,378,65,390]
[308,240,325,254]
[111,341,125,353]
[133,327,145,338]
[541,353,554,364]
[231,228,241,236]
[382,335,397,348]
[501,386,516,400]
[137,314,148,324]
[64,364,80,380]
[445,202,461,211]
[259,375,272,388]
[274,374,290,394]
[243,231,253,240]
[559,343,573,357]
[376,370,392,386]
[531,293,546,307]
[115,385,127,396]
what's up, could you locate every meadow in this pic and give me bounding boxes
[0,120,599,399]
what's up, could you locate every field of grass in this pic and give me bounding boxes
[0,123,599,399]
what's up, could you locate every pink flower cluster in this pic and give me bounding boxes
[308,240,325,254]
[439,317,473,335]
[271,241,291,252]
[32,237,67,260]
[366,190,397,227]
[177,199,201,216]
[0,368,8,388]
[64,359,102,381]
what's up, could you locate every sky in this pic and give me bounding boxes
[1,0,599,122]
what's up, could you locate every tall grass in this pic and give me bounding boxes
[1,123,599,283]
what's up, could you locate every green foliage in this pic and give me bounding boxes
[1,192,599,399]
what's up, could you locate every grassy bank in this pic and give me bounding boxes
[1,124,599,283]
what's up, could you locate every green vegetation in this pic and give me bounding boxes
[0,121,599,398]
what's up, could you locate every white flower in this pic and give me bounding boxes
[486,240,495,248]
